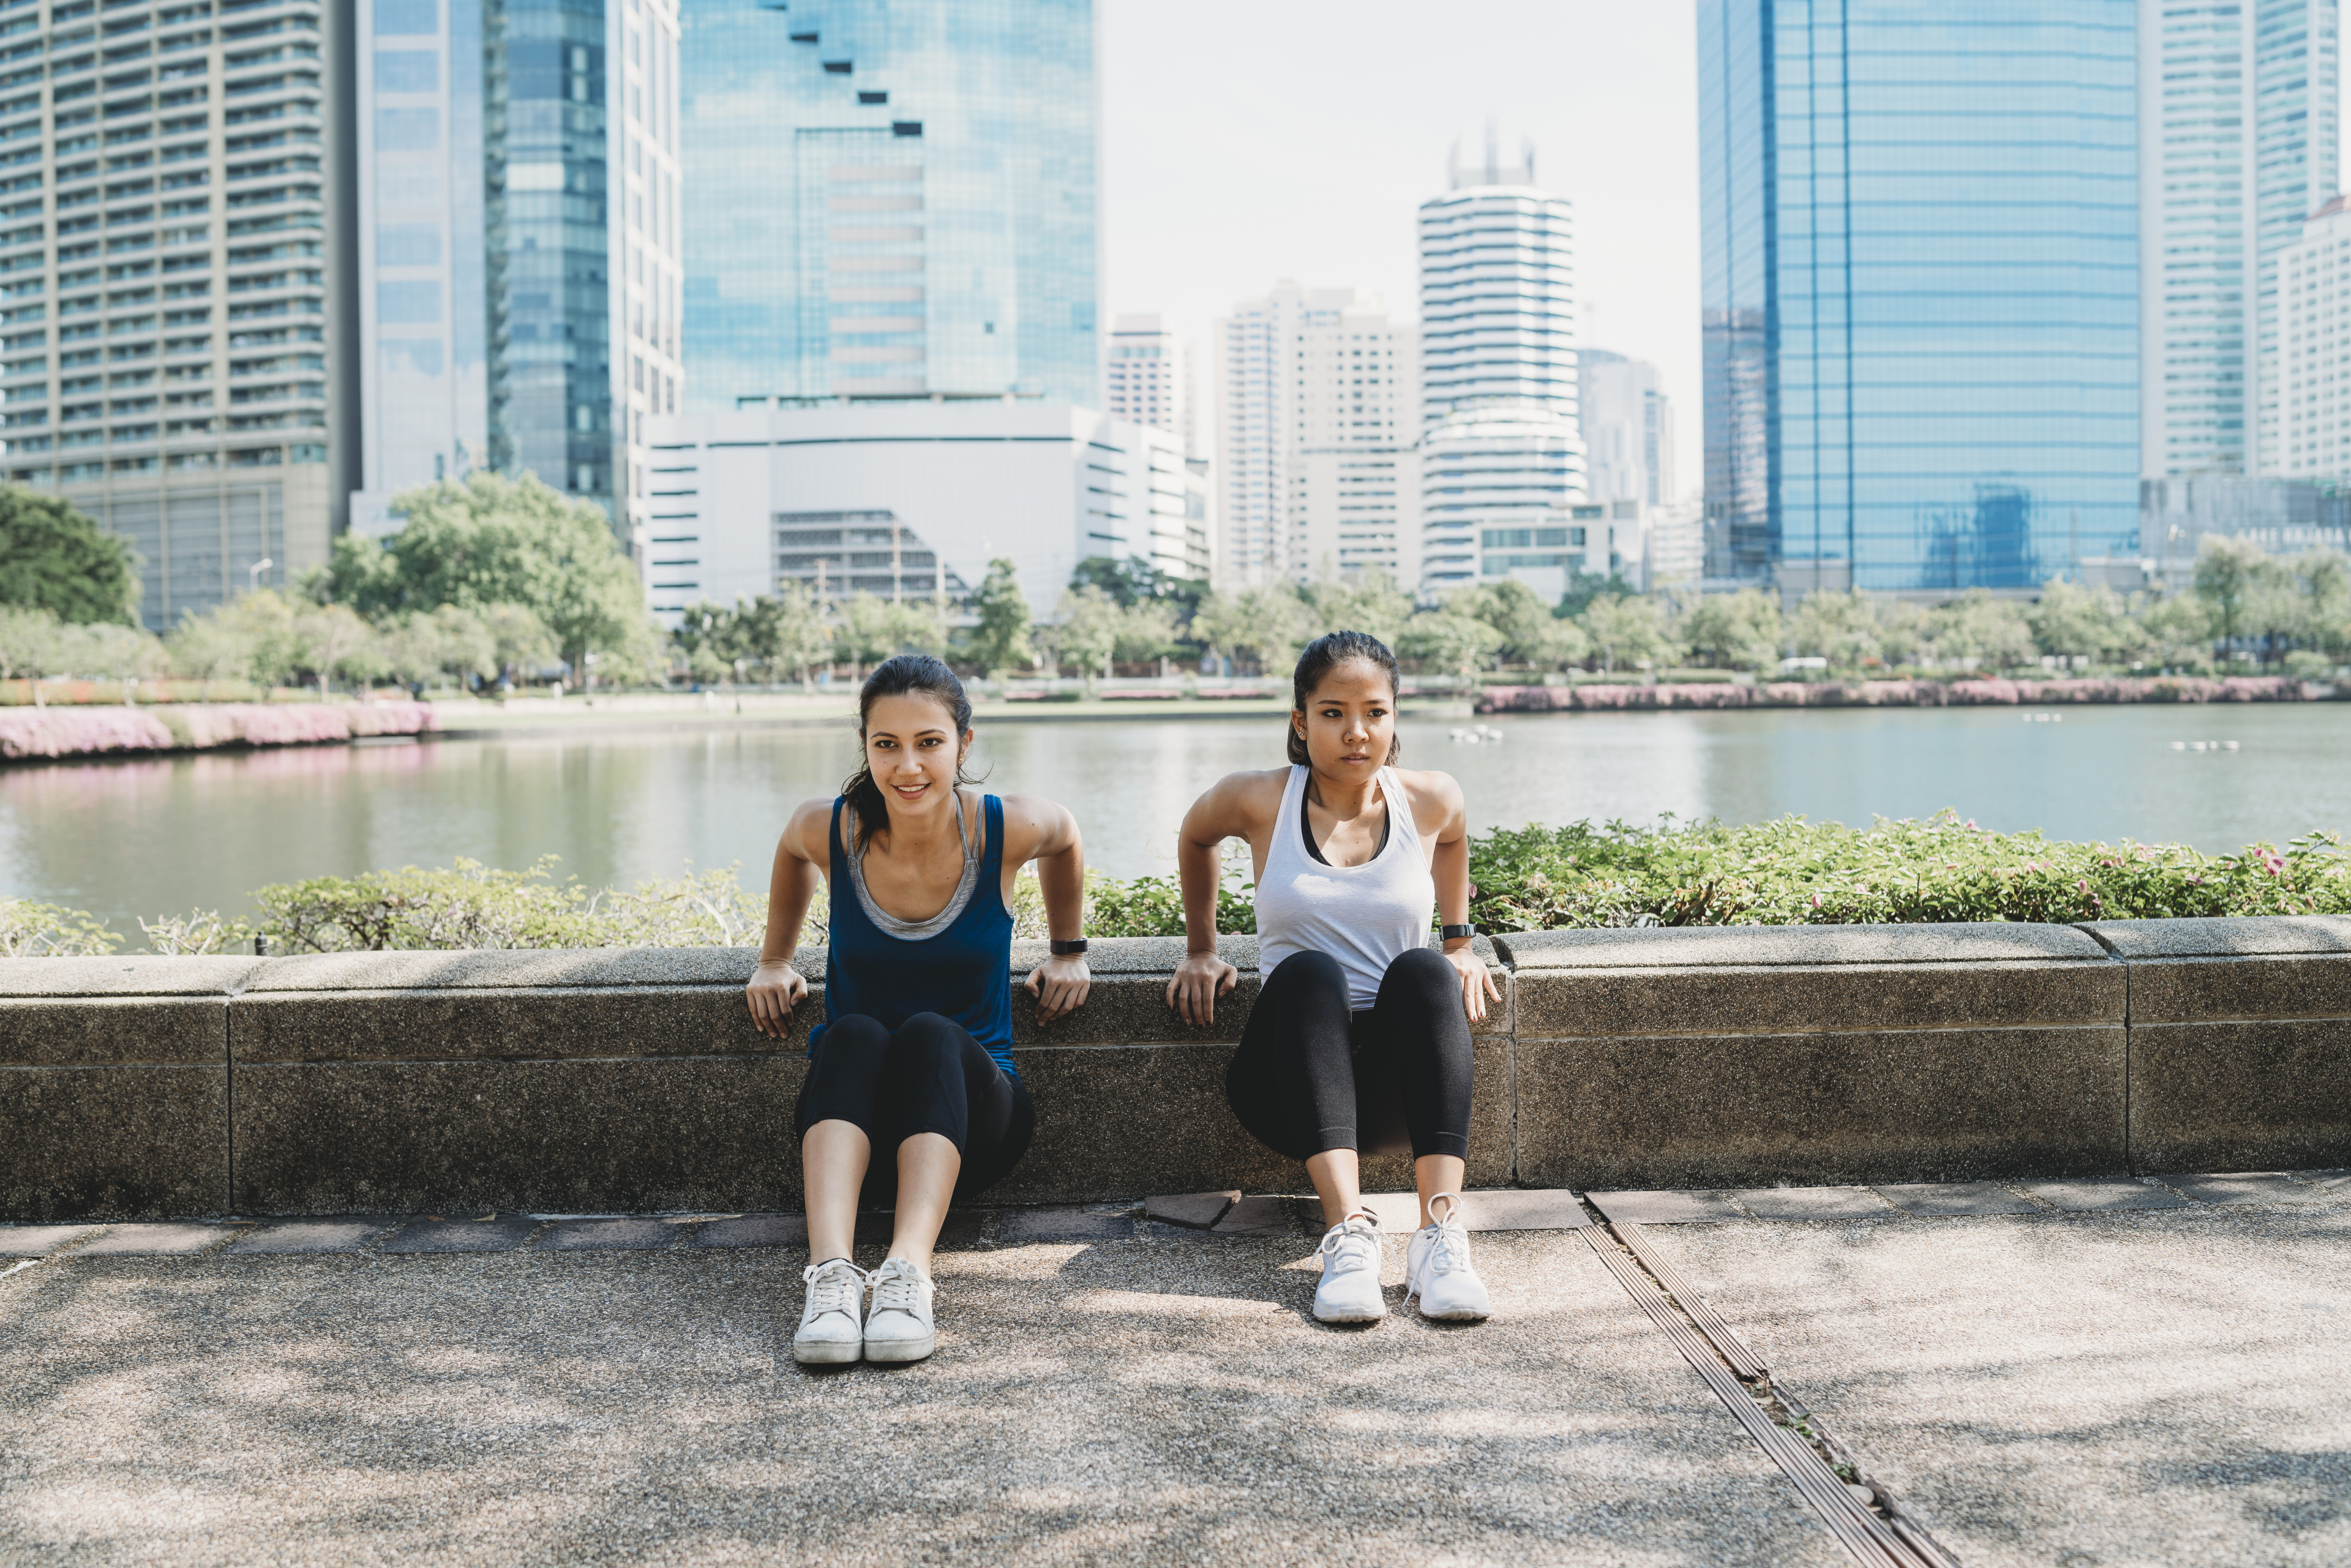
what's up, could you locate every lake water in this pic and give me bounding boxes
[10,702,2351,929]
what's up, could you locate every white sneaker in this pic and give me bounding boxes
[792,1256,869,1364]
[863,1256,937,1362]
[1312,1215,1388,1324]
[1406,1193,1491,1321]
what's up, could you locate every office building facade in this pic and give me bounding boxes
[1416,134,1584,594]
[350,0,679,548]
[2276,194,2351,479]
[2139,0,2336,478]
[1700,0,2139,593]
[1579,348,1673,506]
[1212,280,1414,589]
[639,401,1202,624]
[679,0,1098,412]
[1103,310,1189,456]
[0,0,348,628]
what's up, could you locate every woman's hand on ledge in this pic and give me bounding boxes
[1446,945,1501,1024]
[1166,950,1238,1027]
[1026,954,1091,1024]
[745,960,808,1040]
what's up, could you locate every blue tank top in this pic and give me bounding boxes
[812,793,1019,1078]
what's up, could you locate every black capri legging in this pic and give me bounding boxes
[1224,947,1474,1163]
[795,1012,1036,1203]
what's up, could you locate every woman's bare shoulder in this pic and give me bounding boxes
[780,795,837,860]
[1390,767,1466,825]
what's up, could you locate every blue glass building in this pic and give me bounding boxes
[1700,1,2139,591]
[680,0,1098,410]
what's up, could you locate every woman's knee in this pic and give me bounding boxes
[1384,943,1462,1002]
[1265,949,1351,1006]
[887,1012,967,1071]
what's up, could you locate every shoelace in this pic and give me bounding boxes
[801,1258,868,1320]
[869,1258,927,1315]
[1422,1192,1471,1279]
[1318,1216,1382,1274]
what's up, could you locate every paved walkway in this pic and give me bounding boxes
[2,1172,2345,1566]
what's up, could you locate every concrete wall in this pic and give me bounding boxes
[6,918,2347,1221]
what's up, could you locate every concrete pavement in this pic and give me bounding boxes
[2,1174,2345,1566]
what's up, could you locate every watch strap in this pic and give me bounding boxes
[1050,937,1089,955]
[1440,924,1475,940]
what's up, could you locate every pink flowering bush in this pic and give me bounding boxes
[0,707,176,759]
[1479,674,2320,715]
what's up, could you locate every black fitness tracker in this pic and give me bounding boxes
[1050,938,1089,955]
[1440,924,1475,940]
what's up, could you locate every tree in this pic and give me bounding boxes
[164,588,310,689]
[2028,580,2147,666]
[1790,591,1884,670]
[298,603,382,697]
[1113,598,1182,668]
[0,605,59,680]
[1193,585,1314,675]
[1676,588,1783,671]
[2192,535,2267,657]
[731,582,834,687]
[834,593,902,680]
[317,472,647,681]
[1044,585,1122,686]
[1300,569,1414,650]
[966,558,1036,678]
[1925,590,2036,672]
[2293,550,2351,660]
[1457,579,1557,666]
[1577,593,1675,675]
[1397,609,1504,681]
[0,487,140,625]
[2142,590,2216,670]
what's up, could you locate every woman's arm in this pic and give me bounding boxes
[1419,771,1501,1024]
[1001,794,1090,1023]
[745,800,827,1039]
[1166,771,1273,1025]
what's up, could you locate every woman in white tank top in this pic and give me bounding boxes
[1166,631,1500,1327]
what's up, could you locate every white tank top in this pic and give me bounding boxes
[1254,765,1437,1010]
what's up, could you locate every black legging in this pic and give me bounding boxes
[795,1012,1036,1202]
[1224,947,1473,1163]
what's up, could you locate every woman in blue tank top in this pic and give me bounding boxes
[746,655,1091,1367]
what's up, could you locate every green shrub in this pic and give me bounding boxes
[242,858,819,953]
[1085,871,1259,937]
[0,896,121,956]
[1462,812,2350,929]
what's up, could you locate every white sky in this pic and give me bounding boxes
[1098,0,1702,498]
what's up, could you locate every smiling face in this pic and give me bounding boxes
[861,692,970,825]
[1291,657,1397,782]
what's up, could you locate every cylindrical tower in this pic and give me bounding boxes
[1417,128,1583,594]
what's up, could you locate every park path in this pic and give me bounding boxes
[1,1173,2344,1566]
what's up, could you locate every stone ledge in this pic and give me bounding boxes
[1496,922,2113,969]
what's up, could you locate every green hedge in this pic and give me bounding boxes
[6,814,2343,958]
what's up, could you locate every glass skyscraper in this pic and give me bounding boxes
[351,0,678,544]
[1700,1,2140,591]
[678,0,1098,411]
[2140,0,2336,478]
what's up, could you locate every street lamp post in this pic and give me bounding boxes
[247,558,274,593]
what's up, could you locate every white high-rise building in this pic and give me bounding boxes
[640,402,1203,623]
[0,0,344,628]
[1104,312,1191,456]
[1213,280,1416,589]
[2277,195,2351,476]
[1579,348,1674,506]
[1417,130,1584,594]
[2139,0,2338,477]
